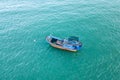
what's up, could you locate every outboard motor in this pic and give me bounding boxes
[76,43,82,50]
[76,46,80,50]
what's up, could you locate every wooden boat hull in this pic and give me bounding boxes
[50,43,77,52]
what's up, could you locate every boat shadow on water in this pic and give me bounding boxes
[46,35,82,53]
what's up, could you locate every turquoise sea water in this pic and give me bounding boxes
[0,0,120,80]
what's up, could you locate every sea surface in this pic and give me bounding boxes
[0,0,120,80]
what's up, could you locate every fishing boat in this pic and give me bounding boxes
[46,35,82,52]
